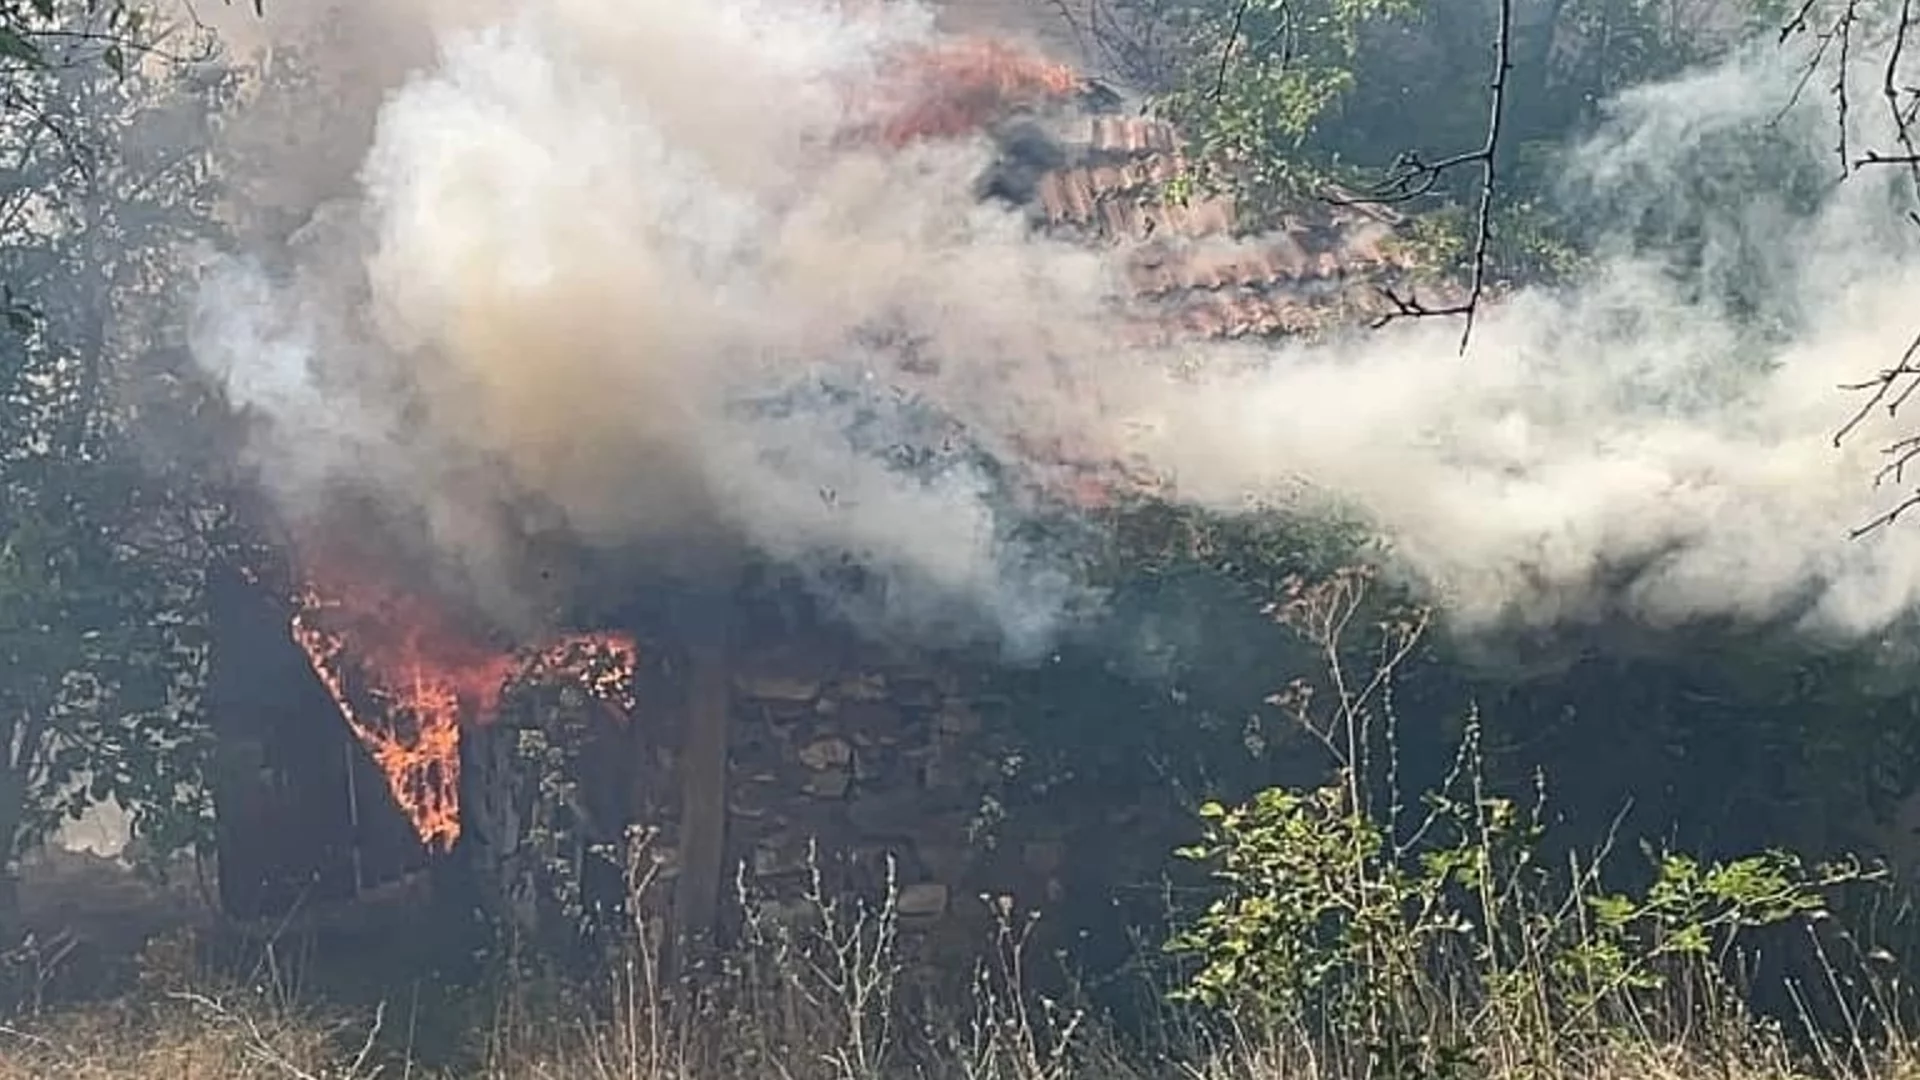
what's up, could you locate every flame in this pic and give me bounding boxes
[289,564,637,852]
[870,38,1083,145]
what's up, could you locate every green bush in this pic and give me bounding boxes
[1165,567,1878,1077]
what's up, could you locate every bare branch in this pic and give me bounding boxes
[1850,0,1920,192]
[1837,329,1920,535]
[1856,148,1920,164]
[1781,0,1824,40]
[1833,0,1920,537]
[1835,0,1860,177]
[1341,0,1514,353]
[1212,0,1254,100]
[170,991,387,1080]
[1836,340,1920,449]
[1775,0,1885,185]
[1855,492,1920,535]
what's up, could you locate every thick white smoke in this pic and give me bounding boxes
[192,0,1117,655]
[187,0,1920,656]
[1119,47,1920,640]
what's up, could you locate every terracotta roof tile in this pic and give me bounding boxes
[1088,116,1178,155]
[1130,154,1184,188]
[1263,234,1313,277]
[886,47,1436,339]
[845,35,1453,508]
[1039,168,1095,225]
[1096,197,1134,238]
[1124,256,1177,295]
[1087,163,1128,196]
[1180,196,1236,237]
[1116,196,1235,241]
[1127,237,1340,298]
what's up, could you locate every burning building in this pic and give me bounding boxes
[202,29,1429,971]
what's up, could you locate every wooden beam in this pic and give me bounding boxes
[666,579,734,981]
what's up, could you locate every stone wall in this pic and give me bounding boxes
[724,632,1194,981]
[460,587,1194,979]
[730,644,1036,948]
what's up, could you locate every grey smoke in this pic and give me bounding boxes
[189,0,1114,657]
[1114,43,1920,642]
[185,0,1920,657]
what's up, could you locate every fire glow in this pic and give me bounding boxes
[266,32,1083,856]
[290,567,638,852]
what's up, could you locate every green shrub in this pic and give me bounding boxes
[1165,567,1878,1077]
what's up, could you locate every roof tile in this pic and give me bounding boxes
[867,37,1436,344]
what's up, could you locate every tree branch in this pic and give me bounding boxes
[1338,0,1514,353]
[1212,0,1254,99]
[1828,0,1920,536]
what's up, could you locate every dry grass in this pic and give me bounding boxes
[0,865,1910,1080]
[0,997,349,1080]
[0,813,1914,1079]
[5,798,1913,1074]
[3,993,1920,1080]
[1,895,1919,1080]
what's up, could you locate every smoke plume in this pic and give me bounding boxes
[186,0,1920,656]
[1118,47,1920,642]
[192,0,1118,655]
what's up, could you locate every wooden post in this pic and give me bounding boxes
[344,740,365,897]
[665,572,736,982]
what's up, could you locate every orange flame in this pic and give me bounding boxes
[870,38,1083,145]
[289,566,637,852]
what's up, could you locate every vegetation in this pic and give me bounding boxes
[1163,569,1882,1078]
[0,562,1914,1079]
[1093,0,1796,284]
[0,1,233,897]
[6,1,1920,1080]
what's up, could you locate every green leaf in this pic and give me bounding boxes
[1587,893,1638,929]
[103,43,123,78]
[0,26,43,66]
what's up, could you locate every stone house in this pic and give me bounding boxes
[204,41,1428,976]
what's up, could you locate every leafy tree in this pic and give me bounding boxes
[1090,0,1770,279]
[0,2,237,900]
[1089,0,1415,212]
